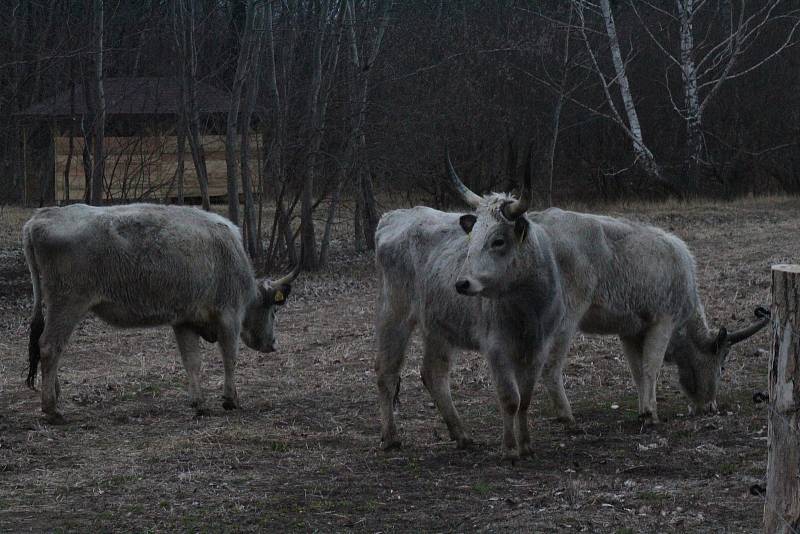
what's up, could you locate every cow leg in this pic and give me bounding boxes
[516,365,537,457]
[173,325,208,415]
[542,333,575,425]
[39,303,85,424]
[620,335,645,415]
[487,348,521,462]
[217,320,241,411]
[421,335,471,449]
[375,310,414,451]
[637,319,674,424]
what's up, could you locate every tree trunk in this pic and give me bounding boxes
[765,264,800,533]
[299,1,331,271]
[175,113,186,205]
[318,172,343,267]
[90,0,105,205]
[677,0,702,193]
[599,0,663,186]
[175,0,210,210]
[547,95,563,207]
[225,0,259,226]
[357,166,379,250]
[239,3,265,260]
[344,0,392,251]
[63,75,77,203]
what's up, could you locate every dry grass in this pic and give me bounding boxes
[0,197,798,532]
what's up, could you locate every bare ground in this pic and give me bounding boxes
[0,198,798,533]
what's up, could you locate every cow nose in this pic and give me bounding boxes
[455,279,471,294]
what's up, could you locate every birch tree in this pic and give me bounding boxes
[573,0,673,192]
[632,0,800,191]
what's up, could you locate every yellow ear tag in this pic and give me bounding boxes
[274,290,285,303]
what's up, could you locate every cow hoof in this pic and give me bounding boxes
[222,398,241,411]
[638,412,660,427]
[519,443,536,457]
[44,412,67,425]
[556,414,576,426]
[455,437,475,450]
[500,450,520,465]
[381,438,402,451]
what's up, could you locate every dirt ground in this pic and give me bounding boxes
[0,197,798,533]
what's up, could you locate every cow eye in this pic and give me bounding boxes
[491,238,505,249]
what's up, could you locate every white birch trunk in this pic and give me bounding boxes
[599,0,663,184]
[677,0,702,190]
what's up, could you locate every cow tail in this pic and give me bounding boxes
[23,224,43,390]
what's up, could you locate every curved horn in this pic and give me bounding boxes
[274,260,301,286]
[727,306,771,345]
[501,141,533,220]
[445,146,482,208]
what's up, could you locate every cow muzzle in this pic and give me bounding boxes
[455,278,480,296]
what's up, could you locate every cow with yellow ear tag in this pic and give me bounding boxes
[22,203,302,422]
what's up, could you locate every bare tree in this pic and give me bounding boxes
[262,0,298,269]
[575,0,670,190]
[90,0,105,205]
[535,5,586,206]
[345,0,392,251]
[225,0,259,226]
[632,0,800,191]
[239,2,267,259]
[173,0,211,210]
[299,0,345,270]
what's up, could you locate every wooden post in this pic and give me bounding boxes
[765,264,800,533]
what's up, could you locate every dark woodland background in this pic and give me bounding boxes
[1,0,799,269]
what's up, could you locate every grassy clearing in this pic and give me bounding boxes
[0,196,797,531]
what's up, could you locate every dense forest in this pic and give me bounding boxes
[1,0,798,268]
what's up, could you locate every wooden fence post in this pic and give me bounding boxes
[765,264,800,533]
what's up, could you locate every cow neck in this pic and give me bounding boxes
[680,302,718,360]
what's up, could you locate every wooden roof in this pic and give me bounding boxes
[18,77,232,118]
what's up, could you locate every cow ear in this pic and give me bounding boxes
[459,214,477,234]
[259,280,288,306]
[514,216,528,243]
[273,283,291,305]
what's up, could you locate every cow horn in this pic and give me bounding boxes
[274,261,301,286]
[727,306,771,345]
[445,146,482,208]
[501,141,533,220]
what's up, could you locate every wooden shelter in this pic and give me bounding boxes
[17,77,258,205]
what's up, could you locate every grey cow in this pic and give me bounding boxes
[23,203,299,424]
[374,154,768,461]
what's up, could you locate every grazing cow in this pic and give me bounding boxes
[23,203,299,423]
[374,153,768,460]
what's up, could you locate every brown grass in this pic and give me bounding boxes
[0,197,798,532]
